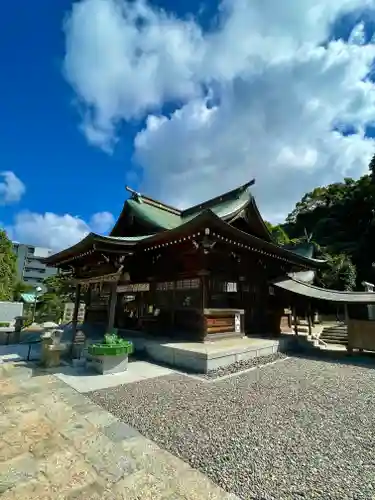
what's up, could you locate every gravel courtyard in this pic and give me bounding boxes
[89,357,375,500]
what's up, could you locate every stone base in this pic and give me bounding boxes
[119,332,293,373]
[87,353,129,375]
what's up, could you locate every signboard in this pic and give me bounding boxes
[225,282,237,293]
[235,313,241,333]
[117,283,150,293]
[76,272,120,284]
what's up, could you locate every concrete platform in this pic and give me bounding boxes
[55,360,175,393]
[126,334,292,373]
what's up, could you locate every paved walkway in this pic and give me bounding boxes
[0,362,237,499]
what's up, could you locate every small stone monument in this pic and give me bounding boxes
[14,316,25,343]
[40,329,66,368]
[72,329,87,367]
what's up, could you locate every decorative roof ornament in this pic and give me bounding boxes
[131,191,143,203]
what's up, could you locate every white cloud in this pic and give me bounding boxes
[89,211,115,233]
[0,171,25,205]
[64,0,375,221]
[348,21,366,45]
[7,211,114,251]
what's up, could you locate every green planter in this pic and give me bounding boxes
[87,332,134,357]
[88,342,133,356]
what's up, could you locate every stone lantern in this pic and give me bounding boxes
[40,329,66,368]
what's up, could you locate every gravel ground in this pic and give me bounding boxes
[200,352,287,379]
[89,357,375,500]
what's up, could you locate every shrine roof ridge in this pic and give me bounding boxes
[110,180,260,236]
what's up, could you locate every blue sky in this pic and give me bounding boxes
[1,0,375,250]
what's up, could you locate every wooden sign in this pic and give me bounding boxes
[117,283,150,293]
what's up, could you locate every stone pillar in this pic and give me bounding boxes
[107,282,118,333]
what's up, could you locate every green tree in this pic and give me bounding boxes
[12,280,33,302]
[316,252,356,291]
[0,229,17,301]
[265,221,290,245]
[36,273,75,323]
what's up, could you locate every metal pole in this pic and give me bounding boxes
[32,295,37,323]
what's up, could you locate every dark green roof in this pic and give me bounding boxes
[285,243,314,259]
[110,180,274,240]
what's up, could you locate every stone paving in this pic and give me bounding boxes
[0,362,237,499]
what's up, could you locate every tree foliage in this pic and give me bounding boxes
[265,221,290,245]
[12,280,34,302]
[283,163,375,289]
[316,252,357,291]
[0,229,17,301]
[36,274,76,323]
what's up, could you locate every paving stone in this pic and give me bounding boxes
[71,400,101,415]
[0,475,54,500]
[1,395,37,416]
[29,432,70,460]
[65,481,109,500]
[0,414,12,433]
[0,439,27,463]
[111,469,167,500]
[0,433,33,463]
[59,414,98,449]
[1,410,56,461]
[83,437,137,483]
[0,453,39,493]
[39,399,78,424]
[103,420,140,442]
[0,380,20,396]
[40,448,98,493]
[84,409,118,428]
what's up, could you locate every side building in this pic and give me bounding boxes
[12,243,57,292]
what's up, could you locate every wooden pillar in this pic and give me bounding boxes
[107,282,117,333]
[293,306,298,336]
[70,283,81,356]
[200,271,209,341]
[344,304,349,325]
[307,303,312,338]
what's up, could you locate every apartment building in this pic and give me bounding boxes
[12,243,57,292]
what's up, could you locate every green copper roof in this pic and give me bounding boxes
[127,199,181,230]
[20,293,38,303]
[122,182,252,233]
[284,243,314,259]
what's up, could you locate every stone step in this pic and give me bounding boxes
[321,338,348,345]
[321,331,348,337]
[323,328,347,334]
[321,332,348,338]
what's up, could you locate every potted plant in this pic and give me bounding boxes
[87,331,134,374]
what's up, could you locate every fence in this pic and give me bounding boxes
[0,301,23,323]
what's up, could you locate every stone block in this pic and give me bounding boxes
[0,453,39,494]
[87,354,129,375]
[102,421,140,442]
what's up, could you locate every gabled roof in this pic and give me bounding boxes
[273,276,375,303]
[45,209,322,269]
[136,210,323,269]
[110,180,273,241]
[44,233,149,266]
